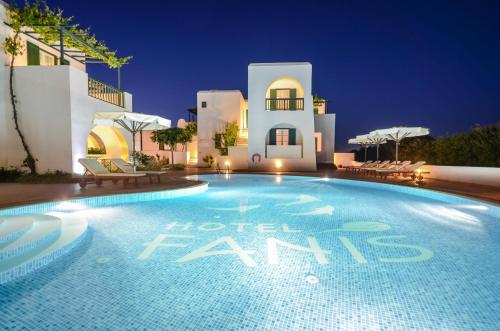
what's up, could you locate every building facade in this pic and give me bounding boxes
[0,2,135,174]
[197,62,335,171]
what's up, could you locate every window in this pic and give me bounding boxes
[40,52,56,66]
[276,129,289,146]
[27,42,40,65]
[268,88,299,111]
[314,132,322,152]
[242,109,248,129]
[270,128,296,146]
[27,41,57,66]
[276,89,291,98]
[201,101,207,108]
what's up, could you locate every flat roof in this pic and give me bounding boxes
[197,90,243,93]
[249,62,311,67]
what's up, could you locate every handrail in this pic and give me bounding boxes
[88,76,124,107]
[266,98,304,111]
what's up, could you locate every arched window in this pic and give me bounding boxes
[266,124,302,146]
[265,78,305,111]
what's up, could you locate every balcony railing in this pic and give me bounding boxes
[88,77,124,107]
[266,98,304,111]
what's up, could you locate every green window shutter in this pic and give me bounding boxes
[269,89,277,110]
[288,129,296,145]
[289,89,297,110]
[269,129,276,145]
[27,42,40,65]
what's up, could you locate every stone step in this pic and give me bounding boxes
[0,212,88,284]
[0,215,34,244]
[0,214,61,262]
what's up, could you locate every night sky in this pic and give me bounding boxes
[41,0,500,150]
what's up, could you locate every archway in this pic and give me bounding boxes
[265,77,305,111]
[87,125,129,161]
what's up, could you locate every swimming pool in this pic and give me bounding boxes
[1,174,499,330]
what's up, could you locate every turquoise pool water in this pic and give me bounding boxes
[1,174,499,330]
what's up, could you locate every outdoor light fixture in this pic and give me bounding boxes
[413,168,427,186]
[224,160,231,174]
[274,159,283,169]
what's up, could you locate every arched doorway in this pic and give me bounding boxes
[87,125,129,161]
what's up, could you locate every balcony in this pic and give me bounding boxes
[88,77,124,107]
[266,98,304,111]
[266,145,302,159]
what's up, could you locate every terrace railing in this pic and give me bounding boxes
[266,98,304,111]
[88,77,124,107]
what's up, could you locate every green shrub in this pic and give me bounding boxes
[87,147,106,155]
[16,170,73,184]
[202,155,215,167]
[171,163,186,170]
[213,121,239,156]
[398,124,500,167]
[0,167,25,182]
[132,152,155,167]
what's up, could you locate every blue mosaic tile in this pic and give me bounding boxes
[0,175,498,330]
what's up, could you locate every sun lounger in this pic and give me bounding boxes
[110,158,166,183]
[344,160,373,172]
[363,160,409,175]
[77,158,146,188]
[351,160,381,173]
[359,160,391,174]
[375,161,426,179]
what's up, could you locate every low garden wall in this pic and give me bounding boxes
[421,165,500,187]
[334,153,355,168]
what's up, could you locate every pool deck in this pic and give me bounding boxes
[0,166,498,209]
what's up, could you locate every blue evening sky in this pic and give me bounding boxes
[41,0,499,150]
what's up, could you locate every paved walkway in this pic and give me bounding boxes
[0,167,498,209]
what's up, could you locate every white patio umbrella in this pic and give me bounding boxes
[369,127,429,168]
[348,135,373,162]
[93,112,171,168]
[366,133,387,161]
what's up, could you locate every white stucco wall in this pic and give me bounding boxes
[227,146,248,170]
[334,152,355,167]
[421,165,500,187]
[0,65,133,174]
[248,63,317,171]
[196,90,245,165]
[1,66,73,172]
[0,3,133,174]
[314,113,336,163]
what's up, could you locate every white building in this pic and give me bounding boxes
[0,2,138,174]
[197,62,335,171]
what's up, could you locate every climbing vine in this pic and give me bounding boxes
[2,0,132,174]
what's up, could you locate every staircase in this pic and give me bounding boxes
[0,212,88,284]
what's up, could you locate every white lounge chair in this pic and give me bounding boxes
[363,160,409,175]
[77,158,146,188]
[352,160,381,173]
[359,160,391,174]
[375,161,426,179]
[344,160,373,172]
[110,158,166,183]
